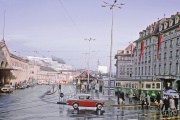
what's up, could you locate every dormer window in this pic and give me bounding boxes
[146,29,149,35]
[150,27,153,33]
[169,19,173,27]
[175,16,179,24]
[164,22,168,29]
[139,32,143,38]
[159,24,163,31]
[143,31,146,37]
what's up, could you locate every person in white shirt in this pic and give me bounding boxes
[169,97,176,116]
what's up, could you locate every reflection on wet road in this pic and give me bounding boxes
[0,85,180,120]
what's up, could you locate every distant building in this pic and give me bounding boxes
[98,66,108,74]
[115,43,134,80]
[0,39,29,86]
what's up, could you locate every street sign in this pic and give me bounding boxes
[59,84,61,90]
[60,93,64,98]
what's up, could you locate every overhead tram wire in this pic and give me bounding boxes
[57,0,84,38]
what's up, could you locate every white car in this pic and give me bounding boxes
[163,89,179,98]
[1,84,14,93]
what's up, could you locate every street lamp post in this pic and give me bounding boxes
[84,38,95,93]
[102,0,124,100]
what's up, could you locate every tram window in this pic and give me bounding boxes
[142,83,144,88]
[156,83,160,89]
[126,83,128,88]
[146,83,151,89]
[129,83,131,88]
[152,83,155,88]
[132,83,134,88]
[135,83,138,88]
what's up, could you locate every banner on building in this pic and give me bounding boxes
[139,41,144,61]
[157,34,162,59]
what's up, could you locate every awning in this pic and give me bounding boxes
[0,68,15,70]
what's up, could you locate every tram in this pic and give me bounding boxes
[115,79,161,101]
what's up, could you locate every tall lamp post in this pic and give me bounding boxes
[85,38,95,93]
[102,0,124,100]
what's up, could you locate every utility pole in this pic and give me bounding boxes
[102,0,125,100]
[84,38,95,93]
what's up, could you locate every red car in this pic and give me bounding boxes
[66,94,105,110]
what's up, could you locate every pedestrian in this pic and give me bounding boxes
[145,93,150,110]
[173,95,178,110]
[117,90,121,104]
[120,90,125,104]
[169,97,176,116]
[129,88,133,102]
[140,91,145,110]
[156,92,161,110]
[163,96,170,116]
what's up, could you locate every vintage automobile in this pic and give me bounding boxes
[1,84,14,93]
[66,94,105,110]
[163,89,179,98]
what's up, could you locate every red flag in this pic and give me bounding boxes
[139,41,144,61]
[157,34,162,59]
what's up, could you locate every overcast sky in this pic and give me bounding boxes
[0,0,179,72]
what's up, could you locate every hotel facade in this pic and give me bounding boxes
[133,12,180,91]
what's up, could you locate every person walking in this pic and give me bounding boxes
[173,95,178,110]
[169,97,176,116]
[163,96,170,116]
[120,90,125,104]
[117,90,121,104]
[140,91,145,110]
[129,88,133,102]
[156,92,161,110]
[145,93,150,110]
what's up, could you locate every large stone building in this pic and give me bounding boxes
[115,43,134,80]
[133,12,180,91]
[0,39,29,86]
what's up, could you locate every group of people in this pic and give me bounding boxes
[140,91,179,116]
[161,95,179,116]
[140,91,151,110]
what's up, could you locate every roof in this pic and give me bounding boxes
[40,66,57,72]
[75,71,96,80]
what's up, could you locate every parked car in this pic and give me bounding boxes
[1,84,14,93]
[163,89,179,98]
[66,94,105,110]
[16,83,26,89]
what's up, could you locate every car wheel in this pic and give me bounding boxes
[96,104,102,110]
[73,103,79,109]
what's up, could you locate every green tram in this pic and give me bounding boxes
[115,79,161,100]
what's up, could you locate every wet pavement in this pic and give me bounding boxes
[0,84,180,120]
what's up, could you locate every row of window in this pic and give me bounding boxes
[116,81,161,89]
[11,60,28,69]
[134,62,179,75]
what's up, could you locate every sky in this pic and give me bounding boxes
[0,0,180,72]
